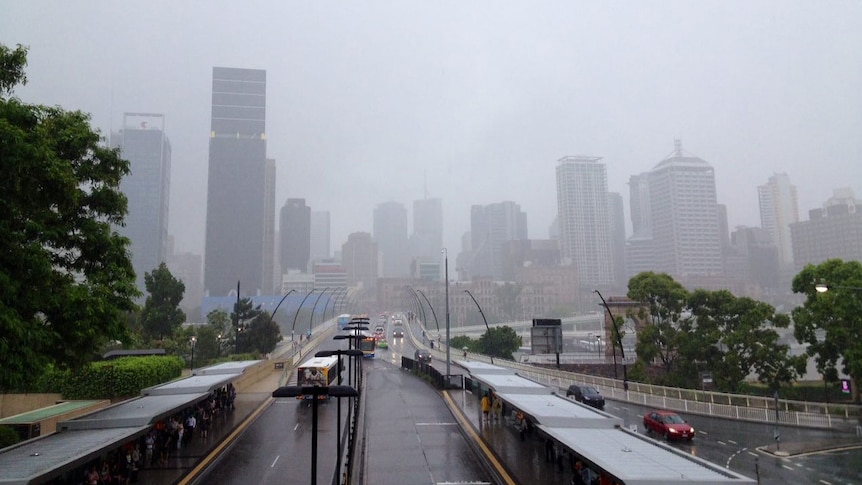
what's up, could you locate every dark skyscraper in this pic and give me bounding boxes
[113,113,171,296]
[280,198,311,273]
[204,67,271,296]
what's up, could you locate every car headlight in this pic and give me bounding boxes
[668,428,677,433]
[689,428,695,434]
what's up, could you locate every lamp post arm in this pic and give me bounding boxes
[268,289,296,328]
[594,289,629,391]
[464,289,490,332]
[292,289,317,334]
[417,289,440,332]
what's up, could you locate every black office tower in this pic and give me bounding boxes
[204,67,270,296]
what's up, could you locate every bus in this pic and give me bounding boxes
[295,356,340,399]
[337,314,352,330]
[358,331,376,358]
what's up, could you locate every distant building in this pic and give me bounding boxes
[374,201,410,278]
[500,239,560,281]
[263,158,276,293]
[411,197,443,274]
[647,140,722,279]
[469,201,528,280]
[280,198,311,273]
[342,232,378,290]
[555,156,614,287]
[312,259,347,288]
[112,113,171,296]
[608,192,627,290]
[167,244,203,312]
[791,188,862,269]
[758,173,798,266]
[281,269,315,295]
[204,67,272,296]
[726,226,780,296]
[310,211,331,262]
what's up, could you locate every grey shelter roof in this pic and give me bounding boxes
[470,373,551,395]
[539,427,755,485]
[0,426,150,485]
[59,393,210,430]
[142,373,238,396]
[497,392,623,428]
[194,360,261,375]
[457,360,516,375]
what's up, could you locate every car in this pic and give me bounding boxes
[414,349,432,363]
[374,326,385,338]
[565,384,605,410]
[643,410,695,441]
[392,328,404,338]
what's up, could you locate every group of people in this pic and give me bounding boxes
[479,392,504,423]
[83,445,141,485]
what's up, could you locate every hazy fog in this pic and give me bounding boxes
[2,1,860,257]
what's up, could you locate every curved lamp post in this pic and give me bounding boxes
[308,287,331,335]
[416,289,440,332]
[324,287,346,322]
[464,289,492,363]
[268,288,296,339]
[594,289,629,391]
[403,287,423,326]
[316,348,363,484]
[189,336,197,371]
[292,289,317,337]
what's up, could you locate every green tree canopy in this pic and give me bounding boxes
[792,259,862,402]
[245,312,282,355]
[0,44,138,390]
[231,297,263,354]
[627,272,689,377]
[478,325,522,360]
[140,263,186,341]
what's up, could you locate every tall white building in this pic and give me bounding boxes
[758,173,798,266]
[648,140,722,278]
[555,156,614,287]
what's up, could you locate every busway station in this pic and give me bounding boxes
[458,360,756,485]
[0,361,261,485]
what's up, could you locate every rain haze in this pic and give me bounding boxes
[2,0,860,273]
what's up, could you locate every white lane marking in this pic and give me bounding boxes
[271,455,280,468]
[818,480,832,485]
[748,451,758,457]
[782,464,794,471]
[416,422,458,426]
[728,440,738,445]
[718,440,727,446]
[293,423,300,431]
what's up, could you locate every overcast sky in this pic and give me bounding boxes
[2,1,860,258]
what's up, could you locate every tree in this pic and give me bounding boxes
[231,297,263,354]
[792,259,862,402]
[140,263,186,341]
[245,312,282,355]
[478,326,522,360]
[687,289,802,393]
[627,272,689,379]
[0,44,138,390]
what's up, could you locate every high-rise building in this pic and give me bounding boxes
[758,173,799,266]
[204,67,271,297]
[411,198,443,264]
[555,156,614,287]
[373,202,410,278]
[113,113,171,295]
[310,211,331,262]
[608,192,627,289]
[628,173,652,238]
[469,201,528,280]
[264,158,276,293]
[342,232,378,290]
[647,140,723,278]
[280,198,311,273]
[791,188,862,269]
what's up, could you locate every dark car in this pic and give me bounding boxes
[566,384,605,410]
[414,349,432,363]
[392,328,404,338]
[643,410,695,441]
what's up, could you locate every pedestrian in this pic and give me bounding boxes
[184,413,196,445]
[492,395,502,422]
[516,411,528,441]
[480,393,491,422]
[572,460,588,485]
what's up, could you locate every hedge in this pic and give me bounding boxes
[33,356,184,400]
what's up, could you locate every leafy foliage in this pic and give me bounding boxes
[627,272,689,376]
[0,425,20,449]
[140,263,186,341]
[478,326,522,360]
[792,259,862,402]
[0,44,138,390]
[32,356,183,399]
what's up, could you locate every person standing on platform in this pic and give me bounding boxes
[480,393,491,422]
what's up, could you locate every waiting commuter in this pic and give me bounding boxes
[480,393,491,422]
[492,395,502,422]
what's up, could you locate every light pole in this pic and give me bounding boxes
[272,385,358,485]
[190,336,196,371]
[233,280,241,354]
[442,248,450,381]
[416,289,440,332]
[815,283,862,293]
[292,289,317,338]
[594,289,629,391]
[464,289,492,363]
[269,289,296,340]
[316,349,363,485]
[308,287,331,337]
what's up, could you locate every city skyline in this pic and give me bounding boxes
[2,2,860,271]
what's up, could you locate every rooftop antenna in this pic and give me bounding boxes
[674,138,683,157]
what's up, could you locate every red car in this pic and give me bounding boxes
[643,410,695,441]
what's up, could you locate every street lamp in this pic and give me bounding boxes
[816,283,862,293]
[594,289,629,391]
[316,349,363,484]
[269,288,296,340]
[308,287,331,337]
[416,289,440,332]
[442,248,450,381]
[190,336,197,371]
[464,289,492,363]
[292,289,317,338]
[272,385,358,485]
[233,280,241,354]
